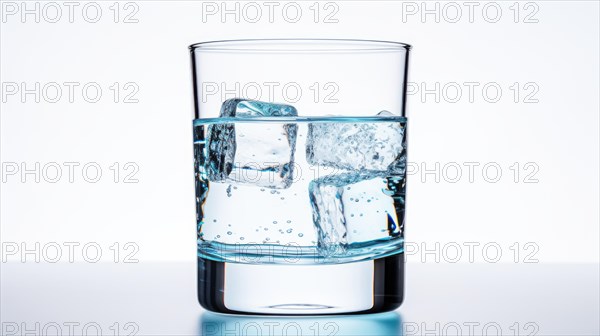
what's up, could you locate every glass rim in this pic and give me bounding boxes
[193,115,407,124]
[189,38,411,52]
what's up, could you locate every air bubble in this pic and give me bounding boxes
[286,229,293,233]
[382,188,394,196]
[298,233,304,237]
[227,231,232,235]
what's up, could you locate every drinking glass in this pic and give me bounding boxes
[190,39,411,315]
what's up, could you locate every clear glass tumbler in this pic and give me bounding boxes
[190,39,411,315]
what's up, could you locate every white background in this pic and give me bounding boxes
[1,1,598,264]
[1,2,599,335]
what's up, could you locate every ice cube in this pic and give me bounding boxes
[309,173,401,256]
[306,111,406,174]
[206,98,298,189]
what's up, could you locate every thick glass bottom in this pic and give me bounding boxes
[198,253,404,315]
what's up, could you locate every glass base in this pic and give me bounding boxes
[198,253,404,315]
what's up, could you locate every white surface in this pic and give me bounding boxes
[1,262,598,335]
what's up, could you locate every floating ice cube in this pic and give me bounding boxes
[306,111,406,174]
[229,99,297,117]
[309,173,402,255]
[206,98,298,189]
